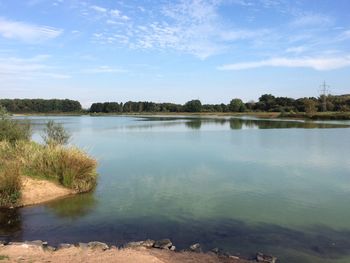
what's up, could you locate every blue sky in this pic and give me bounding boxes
[0,0,349,107]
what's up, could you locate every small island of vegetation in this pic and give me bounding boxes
[0,106,98,208]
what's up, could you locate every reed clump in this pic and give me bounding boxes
[0,108,98,207]
[0,141,98,195]
[0,159,21,207]
[22,143,98,192]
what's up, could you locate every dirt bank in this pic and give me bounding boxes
[0,243,251,263]
[20,177,76,207]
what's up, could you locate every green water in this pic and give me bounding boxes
[1,116,350,262]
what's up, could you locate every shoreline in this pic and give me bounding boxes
[6,177,78,208]
[0,240,275,263]
[13,111,350,120]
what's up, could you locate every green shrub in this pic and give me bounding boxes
[0,140,98,206]
[42,120,70,145]
[17,142,98,193]
[0,106,31,143]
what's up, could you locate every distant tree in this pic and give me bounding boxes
[258,94,277,111]
[0,99,81,113]
[245,100,255,111]
[42,120,70,145]
[303,99,317,117]
[90,103,104,113]
[184,100,202,112]
[229,98,246,112]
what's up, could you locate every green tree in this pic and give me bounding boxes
[303,99,317,117]
[229,98,246,112]
[42,120,70,145]
[184,100,202,112]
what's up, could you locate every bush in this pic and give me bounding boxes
[0,107,31,143]
[42,120,70,145]
[0,140,98,207]
[18,142,97,193]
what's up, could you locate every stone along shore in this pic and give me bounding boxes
[0,239,277,263]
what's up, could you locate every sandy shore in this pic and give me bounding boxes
[20,177,76,207]
[0,243,251,263]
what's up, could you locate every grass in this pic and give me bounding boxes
[0,160,21,207]
[280,111,350,120]
[0,255,9,261]
[0,140,98,207]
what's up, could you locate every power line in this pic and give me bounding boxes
[319,81,330,112]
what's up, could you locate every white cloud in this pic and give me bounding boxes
[286,46,307,54]
[90,5,107,13]
[291,14,333,28]
[83,66,127,74]
[337,30,350,41]
[0,18,62,42]
[0,55,70,79]
[218,56,350,71]
[127,0,266,59]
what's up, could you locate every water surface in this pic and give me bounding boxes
[1,116,350,263]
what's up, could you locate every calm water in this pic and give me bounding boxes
[1,116,350,263]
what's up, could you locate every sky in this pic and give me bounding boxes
[0,0,349,108]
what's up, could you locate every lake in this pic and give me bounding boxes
[1,115,350,263]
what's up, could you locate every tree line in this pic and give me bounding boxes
[90,94,350,113]
[0,95,349,114]
[0,99,82,113]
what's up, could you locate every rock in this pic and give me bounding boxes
[153,239,173,249]
[189,243,202,253]
[142,239,155,248]
[211,247,220,254]
[25,240,45,247]
[125,239,155,249]
[78,242,88,249]
[0,240,6,246]
[170,245,176,251]
[110,245,118,250]
[256,252,277,263]
[125,241,144,248]
[45,246,56,252]
[58,243,72,249]
[87,241,109,251]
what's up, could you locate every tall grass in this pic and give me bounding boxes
[0,160,21,207]
[22,143,98,192]
[0,106,31,143]
[0,141,98,207]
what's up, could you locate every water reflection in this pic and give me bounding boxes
[140,116,350,130]
[0,208,21,241]
[47,193,97,219]
[2,209,350,262]
[185,119,202,129]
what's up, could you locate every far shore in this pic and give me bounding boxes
[12,111,350,120]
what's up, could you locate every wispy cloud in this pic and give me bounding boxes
[218,56,350,71]
[285,46,307,54]
[0,17,62,43]
[88,5,130,21]
[82,66,127,74]
[290,13,333,28]
[126,0,267,59]
[0,55,70,79]
[90,5,107,13]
